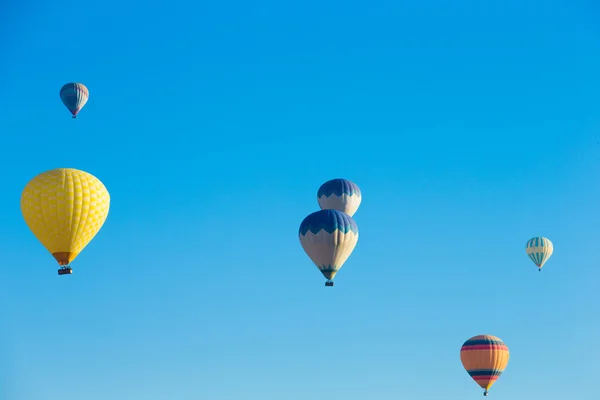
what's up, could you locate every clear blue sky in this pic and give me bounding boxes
[1,0,600,399]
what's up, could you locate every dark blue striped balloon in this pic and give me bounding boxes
[299,209,358,236]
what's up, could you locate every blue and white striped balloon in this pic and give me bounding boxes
[317,178,362,217]
[525,237,553,271]
[299,209,359,284]
[60,83,89,119]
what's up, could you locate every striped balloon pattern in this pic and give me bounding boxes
[525,236,553,271]
[60,83,89,118]
[299,209,359,282]
[317,178,362,217]
[460,335,510,396]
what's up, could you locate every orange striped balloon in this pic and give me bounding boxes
[460,335,509,396]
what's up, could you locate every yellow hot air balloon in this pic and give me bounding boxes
[460,335,510,396]
[21,168,110,275]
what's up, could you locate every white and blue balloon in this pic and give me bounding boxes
[317,178,362,217]
[526,236,553,271]
[299,178,361,286]
[299,209,359,286]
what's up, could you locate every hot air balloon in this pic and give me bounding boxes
[21,168,110,275]
[460,335,510,396]
[526,236,553,271]
[317,178,362,217]
[60,83,89,118]
[299,209,358,286]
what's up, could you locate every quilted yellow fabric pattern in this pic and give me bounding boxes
[21,168,110,265]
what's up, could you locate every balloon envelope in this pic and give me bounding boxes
[299,209,358,280]
[526,236,553,270]
[21,168,110,266]
[60,83,89,118]
[460,335,509,395]
[317,178,361,217]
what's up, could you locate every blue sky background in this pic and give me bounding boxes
[1,0,600,399]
